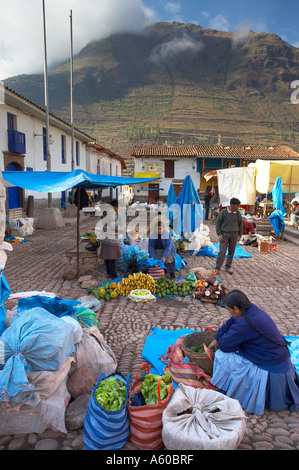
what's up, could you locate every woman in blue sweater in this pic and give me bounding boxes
[208,289,299,415]
[148,221,177,278]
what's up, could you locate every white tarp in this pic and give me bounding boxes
[216,167,256,207]
[252,160,299,193]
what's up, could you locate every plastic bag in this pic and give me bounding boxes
[128,363,173,450]
[162,384,246,450]
[83,372,130,450]
[0,307,76,408]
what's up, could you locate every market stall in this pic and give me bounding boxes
[2,169,158,274]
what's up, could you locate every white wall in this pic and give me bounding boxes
[1,101,89,201]
[134,157,201,196]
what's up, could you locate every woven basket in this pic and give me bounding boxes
[181,331,215,376]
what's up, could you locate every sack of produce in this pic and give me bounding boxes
[127,362,173,450]
[0,308,75,408]
[83,372,130,450]
[162,384,246,450]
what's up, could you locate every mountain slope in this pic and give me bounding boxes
[4,22,299,174]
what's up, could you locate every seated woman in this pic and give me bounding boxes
[208,289,299,415]
[148,221,177,278]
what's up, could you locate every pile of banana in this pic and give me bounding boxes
[117,272,156,296]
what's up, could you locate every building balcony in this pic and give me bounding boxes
[8,130,26,154]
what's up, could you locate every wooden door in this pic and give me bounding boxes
[148,184,160,203]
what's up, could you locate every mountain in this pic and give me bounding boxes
[4,22,299,175]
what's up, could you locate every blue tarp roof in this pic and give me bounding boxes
[1,169,158,193]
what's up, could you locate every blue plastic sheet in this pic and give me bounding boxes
[172,176,204,235]
[167,183,177,207]
[192,244,252,258]
[0,307,76,407]
[142,327,198,389]
[269,177,286,236]
[17,295,81,317]
[0,270,11,335]
[2,169,158,192]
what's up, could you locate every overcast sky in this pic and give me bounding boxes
[0,0,298,80]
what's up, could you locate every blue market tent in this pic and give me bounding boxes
[2,169,157,192]
[173,175,203,236]
[167,183,177,207]
[2,169,158,273]
[269,176,286,236]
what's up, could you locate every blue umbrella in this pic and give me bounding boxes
[167,183,177,207]
[269,176,286,236]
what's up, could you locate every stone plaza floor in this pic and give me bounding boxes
[1,215,299,451]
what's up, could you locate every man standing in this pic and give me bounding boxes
[203,185,215,221]
[215,198,243,275]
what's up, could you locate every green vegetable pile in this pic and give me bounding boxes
[155,277,195,298]
[82,231,96,238]
[94,377,127,411]
[140,373,172,405]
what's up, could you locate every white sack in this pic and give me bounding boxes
[0,378,71,436]
[70,326,117,380]
[162,384,246,451]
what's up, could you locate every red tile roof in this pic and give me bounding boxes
[131,144,299,160]
[131,145,198,157]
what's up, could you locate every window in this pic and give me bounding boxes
[164,160,174,178]
[61,135,66,164]
[226,160,236,168]
[43,127,47,161]
[97,159,101,174]
[7,113,16,131]
[76,141,80,166]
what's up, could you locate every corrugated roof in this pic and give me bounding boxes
[131,144,299,160]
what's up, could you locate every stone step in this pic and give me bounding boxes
[281,226,299,246]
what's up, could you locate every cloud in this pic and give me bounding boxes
[0,0,156,80]
[165,2,181,15]
[209,14,230,32]
[150,33,203,63]
[232,24,251,47]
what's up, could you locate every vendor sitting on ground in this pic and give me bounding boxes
[208,289,299,415]
[290,200,299,226]
[148,221,177,279]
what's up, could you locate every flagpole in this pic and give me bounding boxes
[42,0,52,208]
[70,9,75,172]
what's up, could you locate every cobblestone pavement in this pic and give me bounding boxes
[2,216,299,451]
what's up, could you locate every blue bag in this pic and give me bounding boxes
[0,270,11,335]
[83,372,130,450]
[0,307,75,407]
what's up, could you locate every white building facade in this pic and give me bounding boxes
[1,86,95,214]
[132,146,200,203]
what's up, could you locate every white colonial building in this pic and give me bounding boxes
[0,86,129,216]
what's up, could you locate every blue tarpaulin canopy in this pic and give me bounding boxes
[167,183,177,207]
[1,169,158,192]
[269,176,286,236]
[172,175,203,235]
[1,169,158,275]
